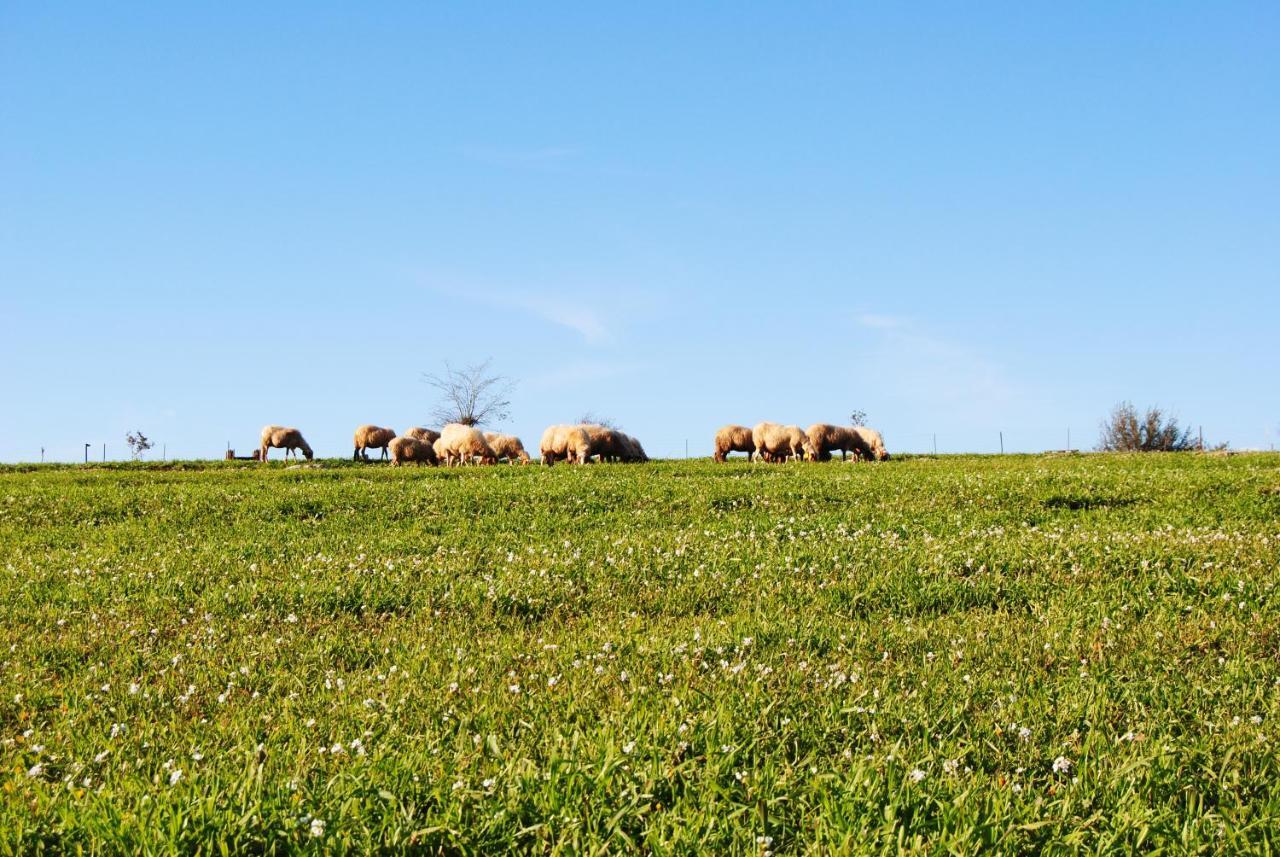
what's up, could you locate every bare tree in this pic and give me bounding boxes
[1097,402,1196,452]
[849,409,868,426]
[423,359,514,427]
[125,430,154,460]
[577,412,620,429]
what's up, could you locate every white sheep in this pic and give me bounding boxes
[259,426,313,462]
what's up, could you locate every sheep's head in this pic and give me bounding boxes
[303,449,314,461]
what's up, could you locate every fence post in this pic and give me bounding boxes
[84,443,89,463]
[933,434,937,455]
[999,431,1004,454]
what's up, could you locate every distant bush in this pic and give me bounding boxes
[1097,402,1196,452]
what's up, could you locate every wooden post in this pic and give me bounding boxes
[84,443,89,464]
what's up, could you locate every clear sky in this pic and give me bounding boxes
[2,3,1277,461]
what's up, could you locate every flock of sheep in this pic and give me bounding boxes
[254,420,889,466]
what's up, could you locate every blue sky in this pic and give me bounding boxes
[2,3,1277,461]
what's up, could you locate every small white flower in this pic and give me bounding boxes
[482,778,495,790]
[285,613,298,623]
[26,763,43,778]
[1251,715,1263,725]
[1052,756,1072,774]
[909,768,926,783]
[309,818,325,838]
[129,682,140,695]
[191,751,203,762]
[94,750,110,763]
[621,740,636,755]
[1018,727,1031,741]
[168,769,182,786]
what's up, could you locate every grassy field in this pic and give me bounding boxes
[2,453,1279,854]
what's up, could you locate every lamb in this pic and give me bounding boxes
[353,425,397,461]
[539,424,591,465]
[484,432,531,464]
[806,423,861,462]
[437,423,498,466]
[389,435,438,466]
[713,425,755,462]
[752,422,814,462]
[259,426,313,462]
[851,426,891,461]
[403,427,441,445]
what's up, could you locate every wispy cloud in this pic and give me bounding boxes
[460,145,581,170]
[510,296,610,345]
[414,277,615,345]
[526,360,646,391]
[855,312,1018,419]
[855,313,905,330]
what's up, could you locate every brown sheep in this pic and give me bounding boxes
[618,432,648,462]
[484,432,531,464]
[389,435,438,466]
[580,424,624,462]
[806,423,861,462]
[259,426,313,462]
[539,424,592,465]
[438,423,498,466]
[752,422,814,462]
[404,427,441,445]
[353,425,397,461]
[851,426,891,461]
[713,425,755,462]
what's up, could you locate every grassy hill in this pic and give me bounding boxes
[2,454,1278,852]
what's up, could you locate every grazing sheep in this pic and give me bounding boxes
[432,437,449,464]
[752,422,814,462]
[713,425,755,462]
[259,426,313,462]
[484,432,531,464]
[851,426,891,461]
[404,427,441,445]
[539,424,592,465]
[806,423,861,462]
[618,432,648,462]
[580,424,624,462]
[438,423,498,466]
[389,435,438,466]
[353,425,397,461]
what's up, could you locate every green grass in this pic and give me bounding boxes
[2,453,1279,854]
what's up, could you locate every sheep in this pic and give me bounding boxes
[483,432,531,464]
[752,422,814,462]
[403,427,441,445]
[438,423,498,466]
[580,424,623,462]
[713,425,755,462]
[806,423,861,462]
[259,426,313,462]
[618,432,649,462]
[353,425,397,461]
[851,426,891,461]
[539,424,592,465]
[389,435,438,466]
